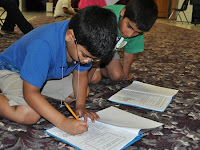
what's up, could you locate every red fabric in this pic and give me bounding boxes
[78,0,106,9]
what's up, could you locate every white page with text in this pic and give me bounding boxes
[108,81,178,112]
[45,107,163,149]
[45,119,139,150]
[125,81,178,97]
[97,106,163,130]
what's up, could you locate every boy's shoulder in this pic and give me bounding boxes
[104,5,124,19]
[104,5,125,11]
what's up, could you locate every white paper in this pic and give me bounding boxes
[97,106,163,130]
[45,107,163,150]
[109,81,179,112]
[46,119,139,150]
[125,81,178,97]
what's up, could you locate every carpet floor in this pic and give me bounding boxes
[0,16,200,149]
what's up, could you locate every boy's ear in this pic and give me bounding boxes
[120,7,126,17]
[65,29,75,42]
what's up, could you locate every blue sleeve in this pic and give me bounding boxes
[20,39,51,88]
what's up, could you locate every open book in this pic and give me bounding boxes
[108,81,179,112]
[45,106,163,150]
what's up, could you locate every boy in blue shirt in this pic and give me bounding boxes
[0,6,117,135]
[89,0,158,83]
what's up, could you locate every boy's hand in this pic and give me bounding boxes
[75,107,99,123]
[62,118,88,135]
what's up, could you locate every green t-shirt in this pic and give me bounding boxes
[104,5,144,54]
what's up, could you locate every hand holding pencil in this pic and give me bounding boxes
[63,102,88,135]
[64,102,80,120]
[64,102,99,123]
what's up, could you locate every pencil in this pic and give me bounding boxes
[64,102,80,120]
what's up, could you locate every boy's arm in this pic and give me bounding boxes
[122,52,135,80]
[23,80,88,135]
[72,69,99,122]
[63,7,76,15]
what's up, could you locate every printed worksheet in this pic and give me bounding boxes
[46,119,139,150]
[45,107,163,150]
[108,81,178,112]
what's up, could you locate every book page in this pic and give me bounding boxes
[125,81,178,97]
[45,107,163,149]
[108,90,173,112]
[45,119,139,150]
[97,106,163,130]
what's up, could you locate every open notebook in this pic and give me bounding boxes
[108,81,179,112]
[45,106,163,150]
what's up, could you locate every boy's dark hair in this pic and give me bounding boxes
[68,6,117,58]
[124,0,158,32]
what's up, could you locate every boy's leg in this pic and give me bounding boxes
[42,74,90,103]
[88,68,102,84]
[41,74,74,101]
[0,95,40,125]
[101,59,124,81]
[91,52,124,83]
[0,70,40,125]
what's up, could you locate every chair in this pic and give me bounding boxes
[0,9,6,37]
[168,0,190,23]
[0,9,6,28]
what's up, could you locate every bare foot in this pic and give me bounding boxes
[65,93,75,103]
[124,73,134,80]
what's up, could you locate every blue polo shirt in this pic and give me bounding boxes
[0,20,91,88]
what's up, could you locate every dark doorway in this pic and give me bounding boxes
[26,0,48,11]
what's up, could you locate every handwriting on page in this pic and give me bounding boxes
[45,106,163,149]
[47,120,137,150]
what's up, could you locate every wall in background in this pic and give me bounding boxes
[154,0,178,18]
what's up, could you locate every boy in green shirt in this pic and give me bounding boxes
[89,0,158,83]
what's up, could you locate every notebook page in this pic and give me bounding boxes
[97,106,163,130]
[125,81,178,97]
[45,119,139,150]
[109,90,172,111]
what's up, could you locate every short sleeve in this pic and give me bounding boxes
[20,39,51,88]
[124,34,144,54]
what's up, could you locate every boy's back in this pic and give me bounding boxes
[0,20,82,88]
